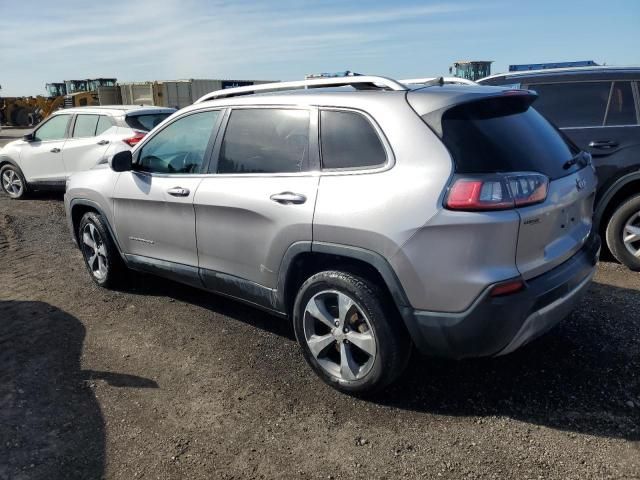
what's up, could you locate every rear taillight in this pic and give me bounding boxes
[445,172,548,211]
[123,131,146,147]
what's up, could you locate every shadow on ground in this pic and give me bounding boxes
[375,280,640,442]
[124,271,295,340]
[0,300,158,480]
[122,272,639,442]
[0,190,64,202]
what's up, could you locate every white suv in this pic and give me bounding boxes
[0,105,175,199]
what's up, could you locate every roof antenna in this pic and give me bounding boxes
[420,76,445,88]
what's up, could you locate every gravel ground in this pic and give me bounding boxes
[0,136,638,478]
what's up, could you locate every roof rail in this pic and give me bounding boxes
[194,76,407,103]
[401,77,477,86]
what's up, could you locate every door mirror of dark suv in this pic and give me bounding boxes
[111,150,132,172]
[22,132,35,142]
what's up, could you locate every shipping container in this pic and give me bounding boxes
[118,79,276,109]
[119,82,161,106]
[97,86,121,105]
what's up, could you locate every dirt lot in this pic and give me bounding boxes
[0,161,638,478]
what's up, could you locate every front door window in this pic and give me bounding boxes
[34,115,71,141]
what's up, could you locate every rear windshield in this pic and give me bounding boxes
[125,113,172,132]
[425,96,581,180]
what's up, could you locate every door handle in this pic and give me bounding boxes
[167,187,190,197]
[588,140,619,150]
[50,148,61,153]
[96,139,110,145]
[270,192,307,204]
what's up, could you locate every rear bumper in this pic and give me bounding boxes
[404,234,600,359]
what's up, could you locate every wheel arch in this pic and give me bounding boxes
[0,156,28,195]
[0,155,20,169]
[69,199,125,260]
[595,171,640,236]
[277,242,413,328]
[0,156,26,179]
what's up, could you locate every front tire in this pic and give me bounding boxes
[0,164,28,199]
[293,271,410,394]
[606,194,640,271]
[78,212,127,288]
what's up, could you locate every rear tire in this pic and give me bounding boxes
[606,194,640,270]
[0,164,28,199]
[293,271,411,394]
[78,212,127,288]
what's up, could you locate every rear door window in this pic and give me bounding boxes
[72,114,99,138]
[125,113,172,132]
[320,110,386,169]
[217,108,310,174]
[605,81,638,126]
[527,82,611,128]
[432,96,581,180]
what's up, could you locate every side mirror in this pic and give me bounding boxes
[111,150,132,172]
[22,132,35,142]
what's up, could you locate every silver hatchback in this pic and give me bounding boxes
[64,76,600,393]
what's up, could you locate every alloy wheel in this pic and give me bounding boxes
[623,211,640,258]
[303,290,377,382]
[82,223,108,280]
[2,169,23,197]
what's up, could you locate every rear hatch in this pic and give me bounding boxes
[418,91,596,280]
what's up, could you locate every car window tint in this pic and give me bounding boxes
[320,110,386,169]
[95,115,113,136]
[73,115,99,138]
[125,113,172,132]
[435,95,580,181]
[34,114,71,141]
[528,82,611,128]
[606,81,637,126]
[217,109,310,174]
[137,110,219,174]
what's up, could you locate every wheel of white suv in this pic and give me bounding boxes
[606,194,640,271]
[293,271,410,394]
[0,164,28,199]
[78,211,127,288]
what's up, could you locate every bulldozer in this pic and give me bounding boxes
[0,78,117,127]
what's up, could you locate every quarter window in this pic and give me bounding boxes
[34,114,71,141]
[528,82,611,128]
[217,109,310,174]
[73,115,99,138]
[606,81,637,126]
[320,110,386,169]
[95,115,113,135]
[137,110,220,174]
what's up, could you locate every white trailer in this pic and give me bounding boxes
[118,79,276,109]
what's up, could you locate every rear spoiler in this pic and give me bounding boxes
[416,90,538,138]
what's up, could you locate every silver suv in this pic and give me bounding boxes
[64,76,600,393]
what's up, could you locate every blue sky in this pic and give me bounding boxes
[0,0,638,97]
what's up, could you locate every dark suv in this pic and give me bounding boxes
[479,67,640,269]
